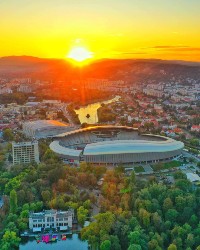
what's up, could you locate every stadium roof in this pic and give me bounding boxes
[54,125,138,138]
[23,120,69,130]
[50,141,82,157]
[83,139,184,155]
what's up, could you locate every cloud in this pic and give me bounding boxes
[121,52,148,55]
[110,50,147,55]
[150,46,200,52]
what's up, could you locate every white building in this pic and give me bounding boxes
[29,209,74,232]
[12,141,40,165]
[0,87,13,94]
[186,173,200,183]
[17,84,33,93]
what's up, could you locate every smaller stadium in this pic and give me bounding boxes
[23,120,73,139]
[50,126,184,165]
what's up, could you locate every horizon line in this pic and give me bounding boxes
[0,55,200,64]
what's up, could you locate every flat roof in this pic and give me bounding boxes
[12,141,38,146]
[186,173,200,182]
[23,120,69,130]
[83,139,184,155]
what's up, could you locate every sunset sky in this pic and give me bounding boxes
[1,0,200,61]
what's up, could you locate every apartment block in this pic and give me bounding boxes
[12,141,40,165]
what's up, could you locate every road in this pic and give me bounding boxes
[182,151,200,162]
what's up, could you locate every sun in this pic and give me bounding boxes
[67,46,93,62]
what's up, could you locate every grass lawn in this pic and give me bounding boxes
[134,166,144,173]
[152,160,181,171]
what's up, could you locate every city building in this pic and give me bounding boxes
[186,173,200,183]
[22,120,73,139]
[191,125,200,132]
[17,84,33,93]
[50,126,184,165]
[29,209,74,232]
[12,141,40,165]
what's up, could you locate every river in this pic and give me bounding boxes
[74,95,120,124]
[20,234,88,250]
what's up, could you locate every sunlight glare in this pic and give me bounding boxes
[67,47,93,62]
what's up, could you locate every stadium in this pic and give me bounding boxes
[22,120,73,139]
[49,126,184,165]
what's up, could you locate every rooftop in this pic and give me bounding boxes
[29,209,74,218]
[186,173,200,182]
[23,120,69,130]
[83,139,184,155]
[12,141,38,146]
[54,125,138,138]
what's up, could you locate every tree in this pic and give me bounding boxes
[41,190,51,203]
[83,200,91,209]
[10,190,17,214]
[100,240,111,250]
[185,233,194,249]
[189,139,199,147]
[163,198,173,211]
[175,179,192,192]
[128,231,141,245]
[175,196,186,212]
[189,214,198,228]
[8,154,13,163]
[129,171,136,192]
[42,149,59,162]
[174,171,187,180]
[128,244,142,250]
[139,208,150,228]
[20,210,29,219]
[165,209,179,222]
[0,230,21,250]
[3,128,14,141]
[152,212,162,231]
[5,222,18,234]
[5,178,21,194]
[81,212,115,247]
[167,244,177,250]
[110,235,121,250]
[148,239,160,250]
[18,221,27,231]
[77,206,88,227]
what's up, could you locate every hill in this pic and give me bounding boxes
[0,56,200,82]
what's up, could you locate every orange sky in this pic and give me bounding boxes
[0,0,200,61]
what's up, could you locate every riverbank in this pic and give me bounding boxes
[97,105,116,123]
[20,233,88,250]
[74,95,120,124]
